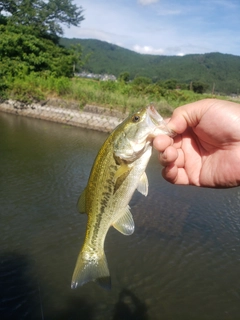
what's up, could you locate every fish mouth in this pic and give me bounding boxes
[146,105,176,137]
[147,105,164,126]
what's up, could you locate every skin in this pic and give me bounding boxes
[153,99,240,188]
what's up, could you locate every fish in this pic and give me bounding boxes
[71,105,174,289]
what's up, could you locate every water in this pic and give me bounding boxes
[1,112,240,320]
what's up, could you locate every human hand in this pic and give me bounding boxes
[153,99,240,187]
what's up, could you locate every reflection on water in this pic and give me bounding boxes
[113,289,148,320]
[1,112,240,319]
[0,253,41,320]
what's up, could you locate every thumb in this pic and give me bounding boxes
[167,99,211,134]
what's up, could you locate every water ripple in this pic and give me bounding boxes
[1,113,240,319]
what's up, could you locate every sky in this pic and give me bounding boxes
[63,0,240,56]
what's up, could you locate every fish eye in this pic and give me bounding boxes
[132,115,141,122]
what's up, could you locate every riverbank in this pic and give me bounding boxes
[0,99,127,132]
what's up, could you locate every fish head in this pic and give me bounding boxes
[114,105,175,161]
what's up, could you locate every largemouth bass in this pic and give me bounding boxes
[71,105,174,289]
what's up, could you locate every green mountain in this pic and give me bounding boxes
[60,38,240,94]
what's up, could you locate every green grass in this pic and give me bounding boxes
[3,74,239,117]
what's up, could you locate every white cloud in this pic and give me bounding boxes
[138,0,159,5]
[176,52,185,56]
[69,27,113,42]
[133,45,164,55]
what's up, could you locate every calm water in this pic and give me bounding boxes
[1,112,240,320]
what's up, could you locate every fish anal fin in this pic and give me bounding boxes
[137,172,148,196]
[112,205,135,235]
[77,189,86,214]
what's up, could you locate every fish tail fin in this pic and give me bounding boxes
[71,249,111,290]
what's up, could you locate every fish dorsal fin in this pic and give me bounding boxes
[112,206,135,235]
[77,188,86,214]
[137,172,149,196]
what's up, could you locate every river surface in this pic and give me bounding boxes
[1,112,240,320]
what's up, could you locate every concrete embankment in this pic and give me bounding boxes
[0,100,126,132]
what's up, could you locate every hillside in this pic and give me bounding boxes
[60,38,240,95]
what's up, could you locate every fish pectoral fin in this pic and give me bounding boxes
[77,188,86,214]
[114,163,131,180]
[112,205,135,235]
[137,172,149,196]
[114,165,132,194]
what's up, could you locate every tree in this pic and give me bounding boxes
[0,24,76,78]
[191,81,209,94]
[0,0,84,40]
[118,71,130,83]
[0,1,85,78]
[163,79,177,90]
[70,44,83,73]
[133,76,152,86]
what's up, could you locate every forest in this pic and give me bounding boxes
[61,38,240,96]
